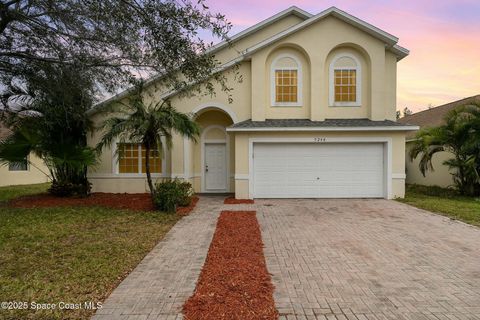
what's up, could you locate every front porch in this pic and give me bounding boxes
[171,107,236,194]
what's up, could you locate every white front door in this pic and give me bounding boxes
[253,143,385,198]
[205,143,227,191]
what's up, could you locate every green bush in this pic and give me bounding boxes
[153,179,193,213]
[48,179,91,197]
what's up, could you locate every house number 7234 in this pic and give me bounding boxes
[313,137,326,142]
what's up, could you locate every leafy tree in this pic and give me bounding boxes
[96,84,200,198]
[0,0,233,196]
[403,107,413,117]
[396,107,413,119]
[409,104,480,195]
[0,0,232,100]
[0,62,97,196]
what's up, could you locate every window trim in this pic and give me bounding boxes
[270,53,303,107]
[112,140,166,176]
[329,53,362,107]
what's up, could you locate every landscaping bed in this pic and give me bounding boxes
[183,211,277,320]
[9,193,199,215]
[223,196,254,204]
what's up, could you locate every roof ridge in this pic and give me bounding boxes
[243,6,406,60]
[401,94,480,119]
[89,6,312,112]
[207,6,312,54]
[91,6,409,112]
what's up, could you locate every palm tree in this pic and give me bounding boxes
[409,104,480,195]
[0,63,98,196]
[96,87,200,197]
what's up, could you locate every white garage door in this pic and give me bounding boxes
[253,143,385,198]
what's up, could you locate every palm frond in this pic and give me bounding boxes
[0,127,38,165]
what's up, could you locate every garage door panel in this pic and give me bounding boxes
[253,143,384,198]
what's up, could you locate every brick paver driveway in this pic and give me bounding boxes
[93,197,480,320]
[257,199,480,320]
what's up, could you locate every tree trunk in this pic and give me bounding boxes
[144,144,155,198]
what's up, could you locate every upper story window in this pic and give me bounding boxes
[117,143,162,174]
[329,53,361,107]
[271,54,302,106]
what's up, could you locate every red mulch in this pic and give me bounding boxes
[8,193,199,215]
[223,196,254,204]
[183,211,278,320]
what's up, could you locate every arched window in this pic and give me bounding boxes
[271,54,302,106]
[329,53,361,106]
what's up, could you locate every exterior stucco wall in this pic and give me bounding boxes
[250,16,397,122]
[0,153,49,187]
[214,15,305,64]
[405,141,455,188]
[234,131,407,199]
[87,111,172,193]
[169,62,252,122]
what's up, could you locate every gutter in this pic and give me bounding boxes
[226,125,420,132]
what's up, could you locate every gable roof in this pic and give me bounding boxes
[90,6,408,113]
[244,6,408,59]
[88,7,311,115]
[398,94,480,139]
[208,6,312,54]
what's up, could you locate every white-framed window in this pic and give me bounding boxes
[8,157,28,171]
[271,53,302,106]
[115,143,163,174]
[329,53,361,107]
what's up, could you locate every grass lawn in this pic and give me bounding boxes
[0,184,181,320]
[397,184,480,227]
[0,182,50,203]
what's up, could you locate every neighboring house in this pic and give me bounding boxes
[0,122,50,187]
[87,6,418,199]
[398,95,480,188]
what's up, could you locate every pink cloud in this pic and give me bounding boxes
[206,0,480,112]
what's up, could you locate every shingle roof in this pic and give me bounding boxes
[229,118,417,130]
[398,95,480,139]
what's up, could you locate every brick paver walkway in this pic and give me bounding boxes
[91,196,252,320]
[257,199,480,320]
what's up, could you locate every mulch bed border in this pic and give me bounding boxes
[8,193,199,215]
[183,210,277,320]
[223,196,255,204]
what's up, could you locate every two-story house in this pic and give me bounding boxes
[87,6,418,199]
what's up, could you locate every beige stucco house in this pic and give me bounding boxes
[0,122,49,187]
[87,6,418,199]
[398,95,480,188]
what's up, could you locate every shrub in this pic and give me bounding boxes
[48,180,91,197]
[153,179,193,213]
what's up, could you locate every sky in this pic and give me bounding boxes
[206,0,480,112]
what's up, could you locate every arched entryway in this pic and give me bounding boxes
[192,108,235,193]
